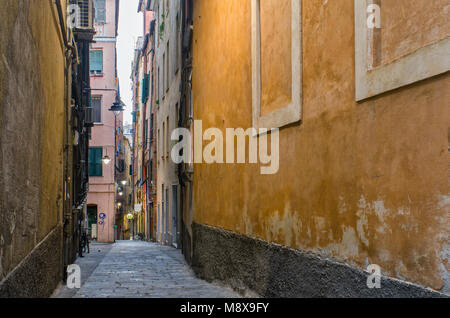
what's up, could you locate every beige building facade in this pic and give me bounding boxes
[151,0,182,247]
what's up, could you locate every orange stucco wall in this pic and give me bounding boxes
[192,0,449,291]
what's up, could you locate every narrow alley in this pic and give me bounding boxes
[0,0,449,301]
[54,241,240,298]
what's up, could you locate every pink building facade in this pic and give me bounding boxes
[87,0,121,243]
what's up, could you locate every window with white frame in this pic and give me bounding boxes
[94,0,106,24]
[355,0,450,101]
[251,0,302,132]
[89,49,103,76]
[91,96,102,123]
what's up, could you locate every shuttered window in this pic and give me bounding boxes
[142,73,150,104]
[90,50,103,75]
[94,0,106,24]
[150,114,154,140]
[92,96,102,123]
[89,147,103,177]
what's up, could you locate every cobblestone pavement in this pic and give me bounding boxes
[53,240,240,298]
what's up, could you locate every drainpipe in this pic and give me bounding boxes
[55,0,68,44]
[55,0,77,52]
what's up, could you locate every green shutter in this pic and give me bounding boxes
[90,50,103,73]
[142,73,150,104]
[89,147,103,177]
[95,148,103,177]
[89,148,95,176]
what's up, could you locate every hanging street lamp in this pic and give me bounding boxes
[102,155,111,165]
[108,99,125,116]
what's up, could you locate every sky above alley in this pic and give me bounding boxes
[117,0,143,126]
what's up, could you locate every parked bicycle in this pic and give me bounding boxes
[80,230,90,256]
[134,233,145,241]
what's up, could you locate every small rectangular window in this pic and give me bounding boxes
[150,114,154,140]
[144,119,148,149]
[158,128,161,163]
[142,73,150,104]
[94,0,106,24]
[91,96,102,123]
[162,53,166,95]
[162,121,166,160]
[166,41,170,90]
[89,147,103,177]
[166,116,169,157]
[149,160,153,180]
[90,50,103,76]
[157,67,160,101]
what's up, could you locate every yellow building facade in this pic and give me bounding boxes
[0,0,94,297]
[190,0,449,297]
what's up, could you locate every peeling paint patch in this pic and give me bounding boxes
[338,195,348,215]
[437,195,450,210]
[266,204,298,247]
[242,207,254,237]
[341,227,359,258]
[356,196,370,247]
[373,200,387,221]
[315,216,326,231]
[437,195,450,294]
[326,226,359,259]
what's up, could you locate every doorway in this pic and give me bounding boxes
[87,205,98,240]
[165,187,169,244]
[172,185,178,248]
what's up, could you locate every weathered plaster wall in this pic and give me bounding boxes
[0,0,66,296]
[155,0,182,245]
[193,0,449,293]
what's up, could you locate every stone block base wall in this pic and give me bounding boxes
[0,226,62,298]
[192,223,446,298]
